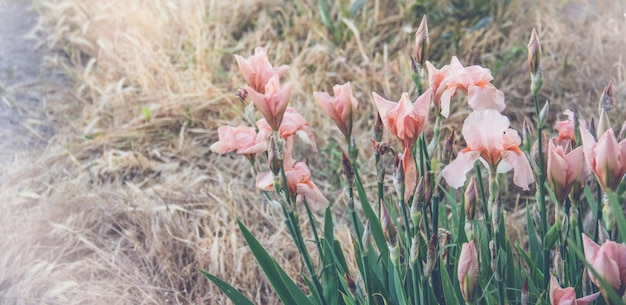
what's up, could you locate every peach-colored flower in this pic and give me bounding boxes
[442,109,534,190]
[426,56,505,118]
[550,275,600,305]
[372,89,432,149]
[210,125,267,155]
[256,162,328,211]
[547,139,589,203]
[246,75,294,131]
[257,107,317,152]
[234,47,289,93]
[314,82,359,139]
[458,241,479,303]
[580,126,626,191]
[555,110,576,143]
[582,234,626,301]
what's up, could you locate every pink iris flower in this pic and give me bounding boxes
[314,82,359,140]
[234,47,289,93]
[257,107,317,152]
[372,89,432,202]
[246,75,294,131]
[256,162,328,211]
[550,275,600,305]
[582,234,626,301]
[442,109,534,190]
[426,56,505,118]
[580,126,626,191]
[547,138,588,203]
[210,125,267,155]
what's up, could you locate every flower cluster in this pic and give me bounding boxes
[211,47,327,210]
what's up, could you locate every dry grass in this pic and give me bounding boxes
[0,0,624,304]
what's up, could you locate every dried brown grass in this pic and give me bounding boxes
[1,0,625,304]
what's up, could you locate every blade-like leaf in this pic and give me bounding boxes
[200,269,255,305]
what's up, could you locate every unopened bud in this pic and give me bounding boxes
[602,196,615,231]
[489,240,498,279]
[423,234,437,278]
[465,222,474,240]
[588,116,596,139]
[599,81,614,112]
[374,112,384,142]
[389,242,401,267]
[414,16,429,66]
[596,109,612,138]
[393,154,405,201]
[530,66,544,96]
[528,28,542,75]
[598,220,610,244]
[439,229,452,263]
[443,129,455,163]
[521,278,529,305]
[569,204,579,229]
[554,248,564,282]
[370,139,391,155]
[410,196,422,230]
[236,88,248,101]
[522,117,534,152]
[464,177,478,220]
[268,136,281,176]
[538,100,550,130]
[561,213,569,242]
[381,204,397,245]
[582,267,592,296]
[492,196,502,233]
[349,136,358,162]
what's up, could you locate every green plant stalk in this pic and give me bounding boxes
[303,199,324,264]
[488,173,507,305]
[475,164,491,235]
[427,115,442,157]
[533,93,550,289]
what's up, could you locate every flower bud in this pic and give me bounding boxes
[599,81,614,113]
[268,136,281,177]
[438,229,452,263]
[443,129,455,164]
[528,28,542,75]
[602,197,615,231]
[569,204,579,229]
[362,220,371,255]
[554,247,564,282]
[561,213,569,242]
[410,196,422,230]
[341,152,355,190]
[423,234,437,279]
[458,241,479,303]
[464,177,478,220]
[414,16,429,67]
[389,242,401,267]
[410,235,420,265]
[492,195,502,233]
[489,240,498,280]
[344,273,357,295]
[598,220,610,244]
[522,116,534,153]
[381,204,397,245]
[531,66,544,96]
[374,112,384,142]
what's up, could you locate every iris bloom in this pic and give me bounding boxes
[257,107,317,152]
[210,126,267,155]
[582,234,626,301]
[547,139,588,203]
[246,75,294,131]
[550,275,600,305]
[256,162,328,211]
[426,56,505,118]
[458,241,479,303]
[373,89,432,201]
[442,109,534,190]
[234,47,289,93]
[580,126,626,191]
[314,82,359,140]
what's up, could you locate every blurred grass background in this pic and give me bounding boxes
[0,0,624,303]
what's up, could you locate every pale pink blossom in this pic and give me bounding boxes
[547,139,589,203]
[372,89,432,149]
[234,47,289,93]
[210,125,267,155]
[257,107,317,152]
[580,126,626,191]
[426,56,505,118]
[442,109,534,190]
[582,234,626,301]
[246,75,294,131]
[550,275,600,305]
[458,241,479,303]
[256,162,328,211]
[314,82,359,139]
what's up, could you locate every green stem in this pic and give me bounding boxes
[533,93,550,289]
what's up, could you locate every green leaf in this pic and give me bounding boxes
[237,219,314,305]
[199,269,255,305]
[354,168,389,260]
[439,262,461,304]
[607,191,626,242]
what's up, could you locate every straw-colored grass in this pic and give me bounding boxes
[0,0,624,304]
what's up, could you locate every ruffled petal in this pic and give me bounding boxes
[467,85,505,113]
[500,148,534,191]
[442,150,481,188]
